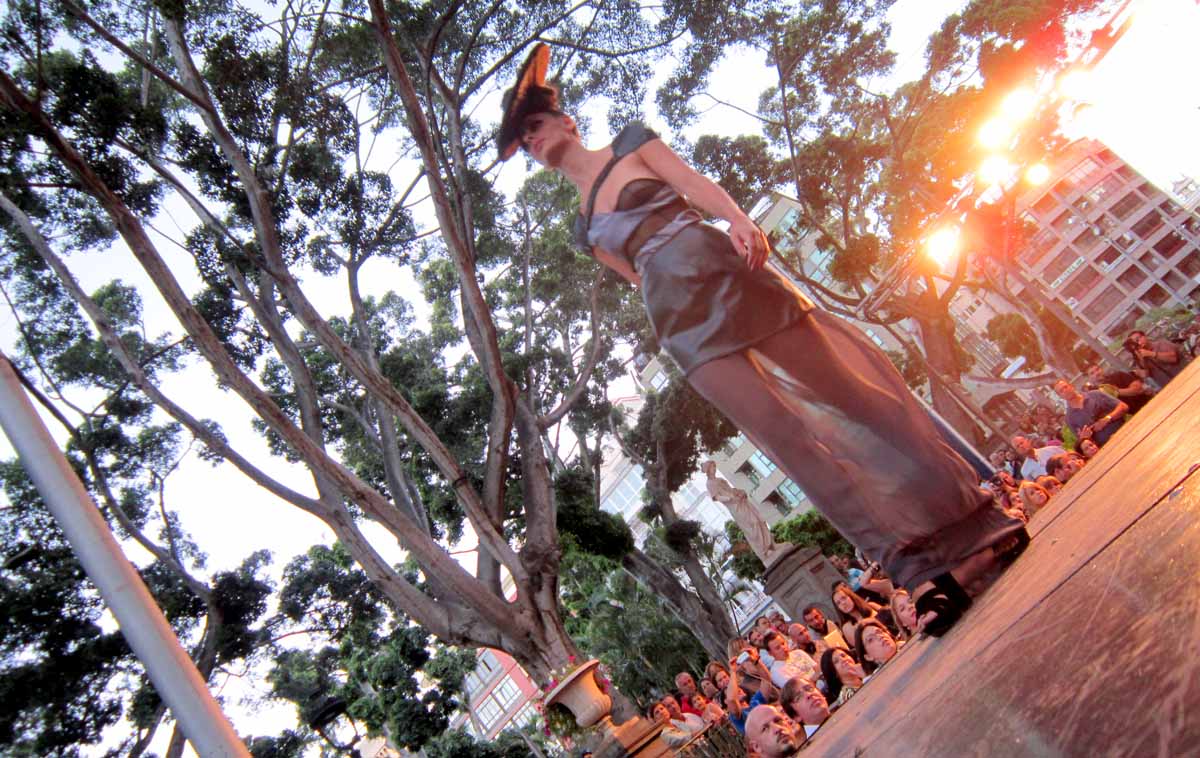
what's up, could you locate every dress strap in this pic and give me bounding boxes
[575,122,661,252]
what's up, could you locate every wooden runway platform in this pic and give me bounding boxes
[804,360,1200,758]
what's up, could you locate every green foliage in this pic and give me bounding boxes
[987,312,1045,371]
[555,466,634,560]
[691,134,784,210]
[885,348,928,391]
[425,727,542,758]
[558,548,709,709]
[724,521,766,581]
[771,510,853,559]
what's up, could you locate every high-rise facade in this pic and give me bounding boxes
[1013,139,1200,340]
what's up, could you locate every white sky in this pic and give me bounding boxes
[12,0,1198,751]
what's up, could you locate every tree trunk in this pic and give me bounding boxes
[621,548,731,661]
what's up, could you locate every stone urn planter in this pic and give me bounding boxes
[544,660,670,758]
[544,659,612,728]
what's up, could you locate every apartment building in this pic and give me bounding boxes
[1013,139,1200,340]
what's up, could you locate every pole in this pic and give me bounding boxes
[0,356,250,758]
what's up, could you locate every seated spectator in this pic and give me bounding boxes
[712,653,772,735]
[1078,438,1100,459]
[1053,379,1128,448]
[832,584,892,643]
[1010,434,1062,480]
[1126,330,1184,389]
[674,672,703,716]
[1017,480,1052,519]
[888,589,918,641]
[654,695,705,746]
[764,630,819,688]
[1036,475,1063,497]
[803,604,848,650]
[855,619,900,674]
[699,677,719,700]
[1086,363,1153,414]
[787,622,828,660]
[780,676,831,738]
[744,703,805,757]
[819,647,868,711]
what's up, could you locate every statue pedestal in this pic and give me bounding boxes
[592,717,670,758]
[761,545,845,622]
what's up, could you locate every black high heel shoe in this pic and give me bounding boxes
[915,573,972,638]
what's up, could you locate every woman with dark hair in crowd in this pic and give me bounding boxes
[819,647,868,710]
[497,43,1027,639]
[855,618,901,674]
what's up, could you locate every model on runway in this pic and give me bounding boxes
[496,44,1028,636]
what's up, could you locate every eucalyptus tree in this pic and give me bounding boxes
[0,0,699,712]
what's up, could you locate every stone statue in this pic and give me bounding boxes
[702,460,789,565]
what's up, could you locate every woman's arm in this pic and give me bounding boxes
[592,246,641,286]
[634,139,769,270]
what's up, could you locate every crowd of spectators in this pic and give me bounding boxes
[652,576,908,755]
[643,330,1190,755]
[985,328,1191,521]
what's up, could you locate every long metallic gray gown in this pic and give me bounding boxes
[580,124,1026,591]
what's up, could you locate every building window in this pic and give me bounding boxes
[1032,193,1057,216]
[1096,245,1122,270]
[862,328,886,348]
[476,696,503,729]
[649,371,669,391]
[747,450,777,479]
[1140,284,1171,308]
[1108,192,1142,220]
[1081,285,1125,323]
[603,467,647,518]
[1130,211,1164,240]
[1155,231,1187,259]
[724,433,747,455]
[1061,266,1101,302]
[494,676,522,709]
[1041,249,1083,285]
[778,479,805,507]
[1086,174,1123,205]
[1117,265,1147,290]
[1060,157,1104,191]
[737,462,762,488]
[1072,226,1100,253]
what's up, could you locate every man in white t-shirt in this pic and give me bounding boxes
[656,695,705,746]
[1011,434,1061,481]
[764,631,819,688]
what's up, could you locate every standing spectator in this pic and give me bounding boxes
[652,696,705,747]
[712,655,773,735]
[763,631,819,688]
[780,676,831,738]
[674,672,703,716]
[803,604,849,650]
[1126,330,1185,389]
[787,622,828,660]
[699,677,720,700]
[1010,435,1062,481]
[1053,379,1129,447]
[831,585,890,643]
[1086,363,1153,414]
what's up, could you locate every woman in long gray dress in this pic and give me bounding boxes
[496,44,1027,635]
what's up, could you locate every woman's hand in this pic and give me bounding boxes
[728,215,770,270]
